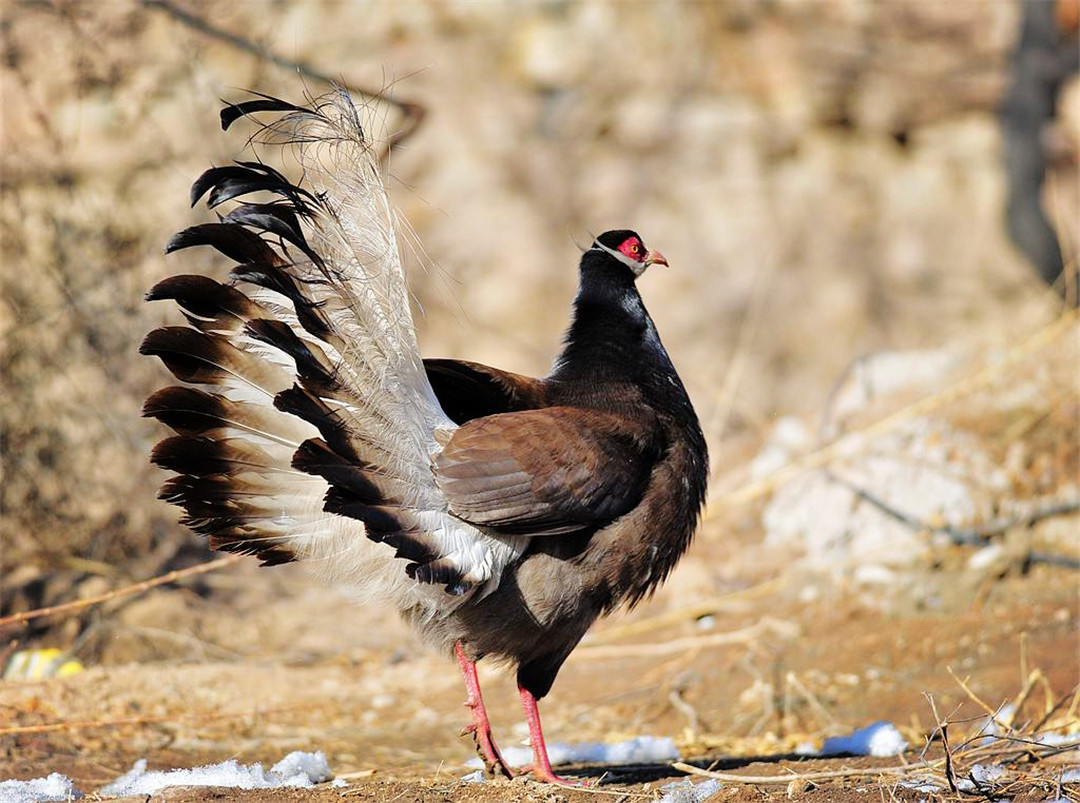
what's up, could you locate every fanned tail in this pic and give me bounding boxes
[142,90,527,610]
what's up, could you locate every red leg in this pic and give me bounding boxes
[455,642,514,779]
[518,684,584,786]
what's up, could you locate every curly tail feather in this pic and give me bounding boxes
[142,90,528,612]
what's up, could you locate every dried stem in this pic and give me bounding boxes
[925,694,961,795]
[672,761,917,784]
[948,667,1013,727]
[0,555,243,631]
[0,701,304,737]
[574,618,797,661]
[585,578,784,646]
[141,0,425,154]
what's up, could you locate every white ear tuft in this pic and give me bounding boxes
[590,241,647,276]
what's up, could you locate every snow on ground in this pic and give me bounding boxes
[1033,731,1080,748]
[899,761,1079,797]
[464,735,679,770]
[101,751,332,796]
[750,345,1032,580]
[658,778,723,802]
[0,751,334,802]
[0,773,80,803]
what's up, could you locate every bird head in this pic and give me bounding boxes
[590,230,668,278]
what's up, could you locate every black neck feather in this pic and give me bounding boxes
[549,251,657,383]
[549,248,706,478]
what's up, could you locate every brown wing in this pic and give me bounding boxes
[424,358,545,424]
[434,407,661,535]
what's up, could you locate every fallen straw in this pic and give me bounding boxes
[672,761,916,784]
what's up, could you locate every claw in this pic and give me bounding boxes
[517,762,586,787]
[455,641,515,780]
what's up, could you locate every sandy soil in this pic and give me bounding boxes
[2,539,1077,801]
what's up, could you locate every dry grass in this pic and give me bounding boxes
[675,665,1079,800]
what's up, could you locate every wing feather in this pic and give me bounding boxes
[435,407,661,535]
[424,359,545,424]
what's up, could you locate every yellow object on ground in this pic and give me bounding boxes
[3,648,84,680]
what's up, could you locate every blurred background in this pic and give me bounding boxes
[1,0,1077,789]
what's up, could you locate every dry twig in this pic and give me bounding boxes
[948,667,1012,727]
[672,761,915,784]
[827,473,1080,569]
[932,701,961,795]
[142,0,425,153]
[0,555,243,631]
[0,700,307,737]
[574,618,798,661]
[585,578,784,646]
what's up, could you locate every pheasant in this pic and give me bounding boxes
[142,90,709,785]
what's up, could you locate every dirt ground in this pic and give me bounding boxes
[2,533,1077,801]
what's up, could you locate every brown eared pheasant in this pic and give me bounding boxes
[142,90,708,786]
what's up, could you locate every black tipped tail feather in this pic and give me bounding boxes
[142,90,526,605]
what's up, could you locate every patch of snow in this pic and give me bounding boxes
[658,778,723,802]
[1035,731,1080,748]
[100,751,332,796]
[0,774,81,803]
[1061,767,1080,783]
[459,770,487,784]
[821,721,908,757]
[896,776,942,793]
[268,751,331,781]
[956,763,1011,793]
[464,735,679,769]
[969,763,1008,784]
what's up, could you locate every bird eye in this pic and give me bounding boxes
[629,244,640,254]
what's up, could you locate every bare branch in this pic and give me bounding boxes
[141,0,425,153]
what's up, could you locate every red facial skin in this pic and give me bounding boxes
[617,236,668,268]
[617,237,645,262]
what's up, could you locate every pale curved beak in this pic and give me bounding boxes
[644,250,668,268]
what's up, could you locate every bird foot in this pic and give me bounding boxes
[463,721,515,779]
[516,763,587,787]
[473,741,515,779]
